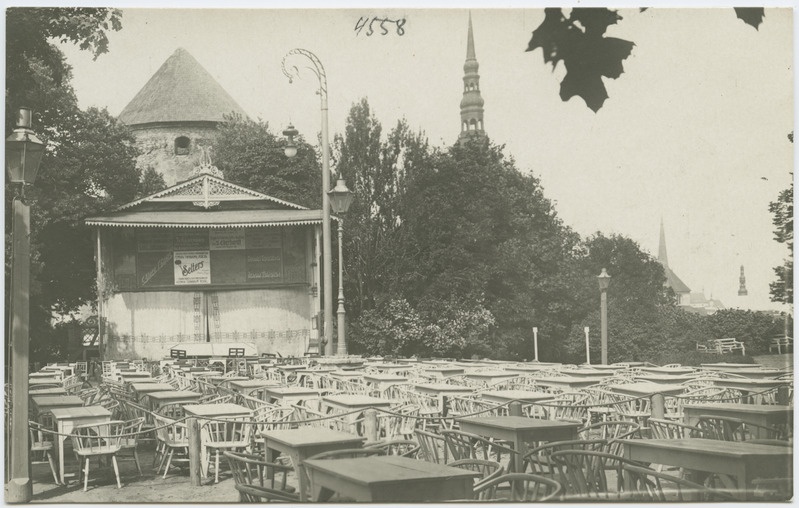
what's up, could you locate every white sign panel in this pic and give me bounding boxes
[210,229,245,250]
[174,250,211,285]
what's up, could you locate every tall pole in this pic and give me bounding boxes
[283,49,333,356]
[336,219,347,356]
[7,195,32,502]
[532,327,539,362]
[584,327,591,365]
[600,287,608,365]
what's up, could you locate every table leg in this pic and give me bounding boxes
[265,447,279,480]
[58,432,66,485]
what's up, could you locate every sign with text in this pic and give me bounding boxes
[246,249,283,282]
[210,229,245,250]
[174,250,211,285]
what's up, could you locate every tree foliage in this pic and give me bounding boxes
[213,115,321,208]
[527,7,765,111]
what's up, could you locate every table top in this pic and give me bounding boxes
[28,387,67,395]
[228,379,282,389]
[303,455,479,487]
[266,387,320,396]
[701,363,760,369]
[330,370,365,378]
[639,366,696,375]
[183,403,252,417]
[323,395,393,408]
[456,415,582,432]
[414,383,474,393]
[479,390,555,403]
[277,365,305,371]
[610,382,686,397]
[130,382,174,393]
[145,390,202,401]
[683,402,794,416]
[634,374,697,383]
[424,366,465,373]
[363,374,408,382]
[567,369,616,378]
[713,378,790,388]
[260,427,365,447]
[119,372,152,378]
[29,378,62,385]
[50,406,111,420]
[535,376,606,386]
[30,372,61,379]
[465,370,517,379]
[624,438,793,459]
[31,395,84,408]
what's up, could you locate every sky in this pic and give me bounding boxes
[52,4,794,312]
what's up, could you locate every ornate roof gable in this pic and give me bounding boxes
[116,174,308,212]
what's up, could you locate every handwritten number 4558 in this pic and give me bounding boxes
[355,17,406,36]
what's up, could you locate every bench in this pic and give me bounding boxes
[769,337,793,354]
[712,338,746,355]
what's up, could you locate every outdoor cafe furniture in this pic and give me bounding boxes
[633,374,697,384]
[369,363,412,374]
[682,403,793,438]
[465,370,519,385]
[70,420,126,491]
[28,387,67,396]
[322,394,393,427]
[118,372,153,382]
[261,427,366,501]
[129,382,173,401]
[50,406,112,485]
[639,366,696,376]
[183,402,253,420]
[456,415,582,475]
[701,362,757,370]
[566,368,617,378]
[145,390,202,413]
[362,373,408,392]
[711,378,791,403]
[479,390,555,405]
[264,387,321,408]
[227,379,282,396]
[29,420,60,484]
[424,366,466,379]
[330,370,366,380]
[711,368,787,380]
[504,364,550,374]
[31,395,84,417]
[610,382,686,420]
[535,376,606,391]
[623,438,792,500]
[302,455,480,502]
[413,383,474,408]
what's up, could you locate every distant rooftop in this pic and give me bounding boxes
[118,47,248,126]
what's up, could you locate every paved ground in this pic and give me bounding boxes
[753,353,793,370]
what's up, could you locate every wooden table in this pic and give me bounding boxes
[28,387,67,396]
[683,403,793,437]
[610,382,685,419]
[29,378,63,387]
[567,368,616,378]
[183,403,252,419]
[30,371,62,380]
[227,379,282,396]
[634,374,697,384]
[50,406,111,484]
[424,366,465,379]
[145,390,202,412]
[31,395,84,416]
[362,374,408,392]
[303,455,479,502]
[504,364,550,374]
[535,376,605,391]
[330,370,365,380]
[119,372,152,382]
[712,378,790,399]
[639,366,696,375]
[465,371,519,385]
[623,438,792,499]
[457,416,581,474]
[414,383,474,408]
[261,427,365,501]
[264,387,321,409]
[322,395,393,424]
[130,382,174,401]
[480,390,555,405]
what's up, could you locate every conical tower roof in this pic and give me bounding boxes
[119,48,248,126]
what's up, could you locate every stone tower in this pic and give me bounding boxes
[458,13,486,144]
[738,266,748,296]
[118,48,249,186]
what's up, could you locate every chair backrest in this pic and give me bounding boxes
[156,403,186,420]
[120,417,144,447]
[440,429,517,469]
[414,428,449,464]
[648,418,708,439]
[153,415,188,444]
[448,458,503,494]
[306,448,385,460]
[622,463,736,502]
[549,449,643,501]
[28,420,54,446]
[365,439,420,458]
[223,450,293,492]
[70,420,125,454]
[523,439,607,477]
[234,483,299,503]
[474,472,563,502]
[201,417,252,445]
[695,415,786,441]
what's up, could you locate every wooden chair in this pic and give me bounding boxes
[415,428,449,464]
[153,415,189,478]
[622,463,737,501]
[117,417,144,476]
[648,418,708,439]
[522,439,607,478]
[306,448,384,460]
[474,472,563,501]
[695,415,788,441]
[223,450,295,497]
[156,403,185,420]
[29,420,59,484]
[578,420,640,455]
[447,458,503,499]
[548,449,647,501]
[201,417,253,483]
[70,421,125,491]
[365,439,420,458]
[440,429,519,472]
[234,484,300,502]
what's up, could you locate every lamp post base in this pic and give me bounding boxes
[5,477,32,503]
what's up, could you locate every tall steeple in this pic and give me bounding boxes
[738,266,748,296]
[658,218,669,267]
[458,13,486,143]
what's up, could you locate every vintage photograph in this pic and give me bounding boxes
[4,4,793,503]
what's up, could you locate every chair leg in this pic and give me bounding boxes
[163,449,174,479]
[46,451,59,485]
[83,458,90,492]
[133,449,142,476]
[152,442,162,468]
[111,455,122,489]
[215,450,220,484]
[157,446,169,474]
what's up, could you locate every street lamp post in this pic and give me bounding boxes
[5,107,45,503]
[328,178,354,356]
[282,49,334,356]
[597,268,611,365]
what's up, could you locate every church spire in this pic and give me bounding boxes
[459,12,486,143]
[658,218,669,267]
[738,265,748,296]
